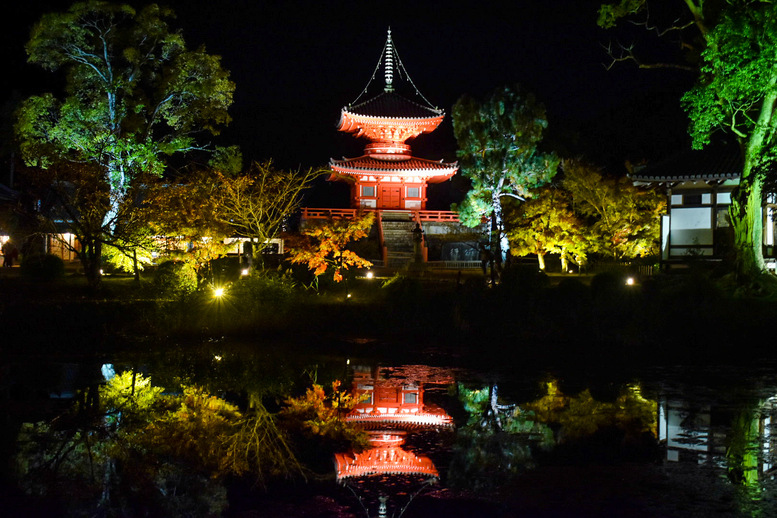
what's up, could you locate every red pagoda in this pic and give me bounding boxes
[329,29,458,211]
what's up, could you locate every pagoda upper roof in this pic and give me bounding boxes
[330,155,458,182]
[345,91,443,120]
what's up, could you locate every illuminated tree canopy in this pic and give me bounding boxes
[562,159,664,260]
[506,185,587,271]
[452,84,558,270]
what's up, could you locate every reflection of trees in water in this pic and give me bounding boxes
[449,383,553,491]
[13,370,309,516]
[449,380,659,492]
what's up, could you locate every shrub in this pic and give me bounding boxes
[154,260,198,297]
[230,271,297,309]
[20,253,65,281]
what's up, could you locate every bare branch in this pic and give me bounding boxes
[602,40,696,72]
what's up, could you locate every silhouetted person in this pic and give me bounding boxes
[2,240,16,267]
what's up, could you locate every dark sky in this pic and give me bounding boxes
[3,1,695,183]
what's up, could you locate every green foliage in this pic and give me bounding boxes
[103,239,155,273]
[597,0,647,29]
[20,253,65,281]
[154,260,198,296]
[15,1,234,287]
[100,370,164,425]
[231,270,297,307]
[209,145,243,176]
[683,4,777,152]
[17,2,234,191]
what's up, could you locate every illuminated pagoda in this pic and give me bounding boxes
[329,29,458,211]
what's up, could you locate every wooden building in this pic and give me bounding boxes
[631,144,777,270]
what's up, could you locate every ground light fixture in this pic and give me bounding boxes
[626,277,635,286]
[213,286,225,298]
[366,270,374,279]
[241,268,250,277]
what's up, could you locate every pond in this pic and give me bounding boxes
[4,337,777,517]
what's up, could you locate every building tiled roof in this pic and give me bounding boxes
[346,91,442,119]
[330,155,457,174]
[631,144,742,182]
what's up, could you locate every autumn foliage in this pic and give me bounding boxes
[287,212,375,282]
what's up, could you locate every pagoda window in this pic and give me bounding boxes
[404,392,418,404]
[407,187,420,198]
[362,185,375,197]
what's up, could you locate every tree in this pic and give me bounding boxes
[24,161,150,286]
[213,161,325,260]
[144,172,233,283]
[287,212,374,292]
[562,159,664,260]
[505,185,587,272]
[15,1,234,286]
[452,84,558,273]
[599,1,777,281]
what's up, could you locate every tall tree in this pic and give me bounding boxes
[452,84,558,273]
[599,1,777,281]
[563,159,664,260]
[15,1,234,286]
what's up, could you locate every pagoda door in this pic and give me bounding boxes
[378,186,401,209]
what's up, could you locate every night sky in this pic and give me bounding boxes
[3,1,696,206]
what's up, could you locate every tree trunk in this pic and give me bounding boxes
[82,239,103,290]
[537,252,546,271]
[490,192,504,281]
[729,65,777,280]
[560,250,569,273]
[730,173,765,280]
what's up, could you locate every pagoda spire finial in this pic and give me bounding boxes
[384,27,394,92]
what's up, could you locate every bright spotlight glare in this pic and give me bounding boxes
[366,271,374,279]
[214,287,225,297]
[241,268,250,276]
[626,277,635,286]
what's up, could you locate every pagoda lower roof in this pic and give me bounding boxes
[330,156,457,182]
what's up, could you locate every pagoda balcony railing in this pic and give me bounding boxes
[300,207,460,223]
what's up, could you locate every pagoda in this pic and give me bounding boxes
[329,29,458,211]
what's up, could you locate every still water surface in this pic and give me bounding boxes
[5,338,777,517]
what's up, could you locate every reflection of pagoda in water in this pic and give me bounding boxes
[335,431,438,481]
[334,365,455,513]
